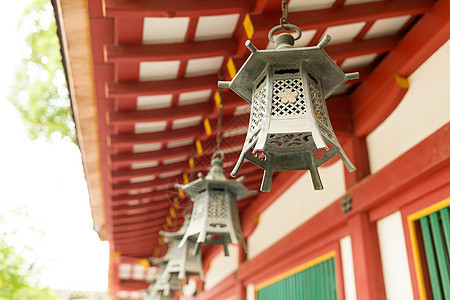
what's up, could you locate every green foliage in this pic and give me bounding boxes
[0,240,58,300]
[8,0,76,143]
[0,210,58,300]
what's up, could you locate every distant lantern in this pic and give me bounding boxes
[218,24,359,192]
[159,216,204,282]
[148,256,182,299]
[175,151,256,256]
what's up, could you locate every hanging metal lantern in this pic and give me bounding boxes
[148,256,182,299]
[218,11,358,192]
[175,151,256,256]
[159,216,204,282]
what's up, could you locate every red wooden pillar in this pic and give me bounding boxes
[343,136,371,189]
[236,244,247,300]
[109,251,121,298]
[348,212,386,300]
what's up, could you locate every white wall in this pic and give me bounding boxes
[367,40,450,173]
[246,284,255,300]
[377,211,414,300]
[340,236,357,300]
[204,245,239,290]
[248,161,346,259]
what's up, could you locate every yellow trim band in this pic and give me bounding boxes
[255,250,336,292]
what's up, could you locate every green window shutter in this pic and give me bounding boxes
[418,206,450,300]
[257,258,337,300]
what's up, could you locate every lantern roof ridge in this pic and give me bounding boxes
[218,35,359,104]
[160,216,190,241]
[174,152,257,201]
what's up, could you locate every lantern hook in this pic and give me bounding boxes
[268,24,302,43]
[211,150,224,162]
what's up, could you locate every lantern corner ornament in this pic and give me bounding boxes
[218,24,359,192]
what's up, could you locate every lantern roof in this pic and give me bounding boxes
[160,217,190,241]
[226,37,353,104]
[176,152,257,201]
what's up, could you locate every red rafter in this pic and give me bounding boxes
[103,0,256,18]
[239,0,433,53]
[105,38,238,63]
[106,74,218,98]
[108,101,213,125]
[352,0,450,136]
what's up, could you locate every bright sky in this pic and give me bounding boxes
[0,0,109,292]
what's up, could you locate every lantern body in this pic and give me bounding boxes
[219,36,358,192]
[176,152,256,256]
[149,273,182,298]
[148,259,182,298]
[161,238,204,281]
[180,182,246,256]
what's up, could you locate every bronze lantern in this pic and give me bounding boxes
[218,25,358,192]
[175,151,256,256]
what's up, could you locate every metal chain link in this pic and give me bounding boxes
[280,0,290,29]
[216,88,223,150]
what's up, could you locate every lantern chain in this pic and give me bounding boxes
[216,88,223,151]
[280,0,290,29]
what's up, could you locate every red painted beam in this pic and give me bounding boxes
[111,163,260,195]
[114,224,163,240]
[112,201,172,216]
[239,0,433,54]
[352,0,450,136]
[112,176,185,195]
[105,38,238,63]
[106,74,218,98]
[112,161,187,181]
[249,0,432,37]
[113,218,165,232]
[108,101,213,125]
[115,242,156,253]
[326,35,399,61]
[117,281,149,291]
[111,134,245,166]
[112,189,170,205]
[111,150,250,182]
[110,126,203,147]
[111,147,191,167]
[109,115,249,147]
[104,0,255,18]
[112,208,178,225]
[115,232,160,245]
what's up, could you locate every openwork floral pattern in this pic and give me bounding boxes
[278,88,298,104]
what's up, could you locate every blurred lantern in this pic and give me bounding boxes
[218,1,358,192]
[160,216,204,282]
[176,151,256,256]
[147,256,182,299]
